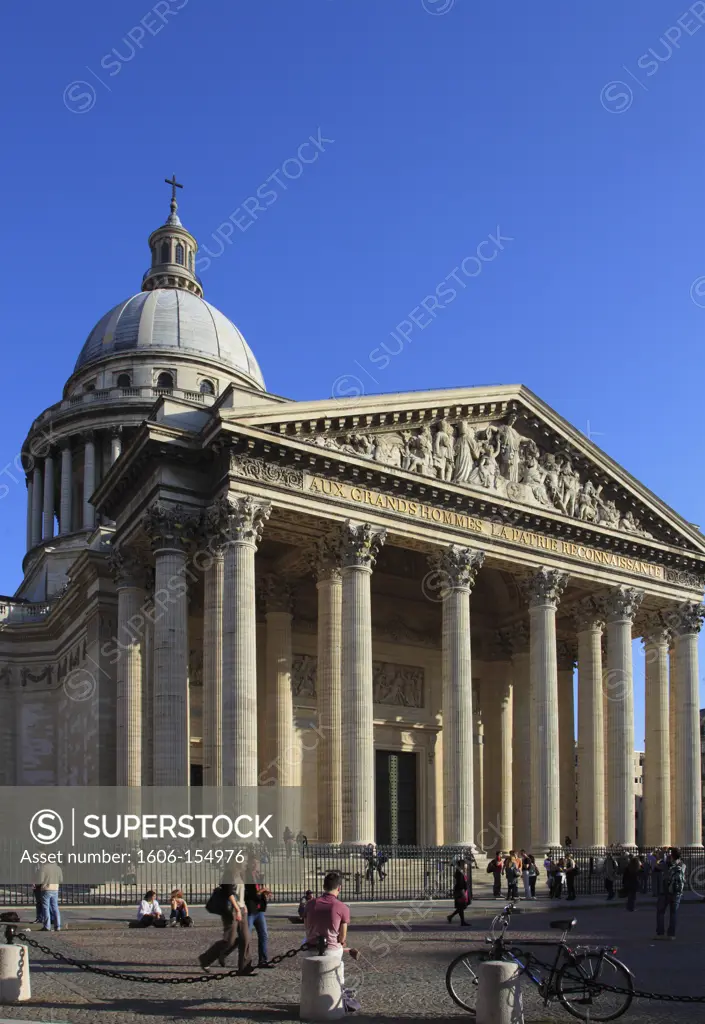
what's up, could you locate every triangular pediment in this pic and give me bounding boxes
[222,384,705,559]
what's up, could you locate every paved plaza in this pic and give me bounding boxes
[1,896,703,1024]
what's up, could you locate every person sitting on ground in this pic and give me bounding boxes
[170,889,190,927]
[298,890,314,921]
[137,890,165,926]
[303,871,359,961]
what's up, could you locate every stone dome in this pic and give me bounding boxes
[74,288,265,390]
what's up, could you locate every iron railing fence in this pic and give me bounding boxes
[0,844,474,907]
[555,846,705,897]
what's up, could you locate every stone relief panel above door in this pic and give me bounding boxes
[292,653,424,708]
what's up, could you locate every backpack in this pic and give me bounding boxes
[205,887,228,915]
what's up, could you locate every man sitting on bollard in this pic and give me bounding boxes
[303,872,359,963]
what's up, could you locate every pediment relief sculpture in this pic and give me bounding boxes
[302,411,661,542]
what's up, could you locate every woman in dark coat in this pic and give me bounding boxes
[447,859,471,927]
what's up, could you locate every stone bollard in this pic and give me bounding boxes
[299,952,345,1021]
[476,960,522,1024]
[0,943,31,1003]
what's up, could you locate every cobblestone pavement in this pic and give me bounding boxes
[1,899,703,1023]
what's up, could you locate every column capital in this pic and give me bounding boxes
[108,547,148,590]
[143,501,200,553]
[340,520,386,569]
[571,596,604,632]
[521,567,569,607]
[603,585,644,623]
[206,494,271,548]
[640,612,670,647]
[666,601,705,637]
[316,532,344,582]
[78,429,96,444]
[427,544,485,592]
[111,425,123,439]
[504,620,530,655]
[557,638,578,670]
[59,438,72,454]
[259,573,294,614]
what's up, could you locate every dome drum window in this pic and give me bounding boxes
[160,241,171,264]
[116,373,132,388]
[199,379,215,396]
[175,243,185,266]
[155,371,175,392]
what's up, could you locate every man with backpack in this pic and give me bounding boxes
[655,848,686,940]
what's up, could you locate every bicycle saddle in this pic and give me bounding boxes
[550,919,577,930]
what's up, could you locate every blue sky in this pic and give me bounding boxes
[2,0,705,742]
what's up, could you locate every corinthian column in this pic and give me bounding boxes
[31,462,43,546]
[202,544,224,788]
[110,427,122,465]
[42,450,55,539]
[510,623,531,850]
[642,616,671,847]
[82,431,96,530]
[604,586,643,848]
[143,502,198,786]
[671,602,704,848]
[574,600,605,848]
[210,495,271,789]
[669,643,677,842]
[59,442,73,535]
[484,632,514,853]
[341,521,386,845]
[523,567,569,852]
[316,534,343,843]
[428,544,485,847]
[25,475,33,552]
[261,575,298,786]
[557,639,577,844]
[110,550,147,787]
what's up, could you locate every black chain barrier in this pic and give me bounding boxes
[7,926,705,1004]
[5,926,305,986]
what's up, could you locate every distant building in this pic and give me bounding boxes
[574,746,643,846]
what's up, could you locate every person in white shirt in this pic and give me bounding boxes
[137,890,164,927]
[39,861,63,932]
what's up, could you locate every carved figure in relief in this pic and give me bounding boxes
[403,425,434,475]
[520,451,551,506]
[557,455,581,517]
[433,418,455,482]
[469,441,500,490]
[597,498,620,529]
[373,432,404,468]
[541,453,562,506]
[453,420,481,484]
[578,479,602,522]
[491,411,523,483]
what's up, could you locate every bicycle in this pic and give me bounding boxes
[446,901,634,1021]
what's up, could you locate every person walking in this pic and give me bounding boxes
[652,849,669,899]
[39,860,63,932]
[447,859,471,927]
[565,855,578,901]
[603,851,618,900]
[623,856,641,912]
[487,851,504,899]
[296,830,308,857]
[245,878,274,968]
[199,872,256,975]
[656,848,686,940]
[520,850,532,900]
[283,827,294,859]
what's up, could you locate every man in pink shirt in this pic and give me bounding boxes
[303,872,357,960]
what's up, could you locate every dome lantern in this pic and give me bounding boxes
[142,176,203,298]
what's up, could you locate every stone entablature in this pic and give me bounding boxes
[224,446,705,595]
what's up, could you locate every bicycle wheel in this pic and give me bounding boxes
[445,949,492,1014]
[557,951,634,1021]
